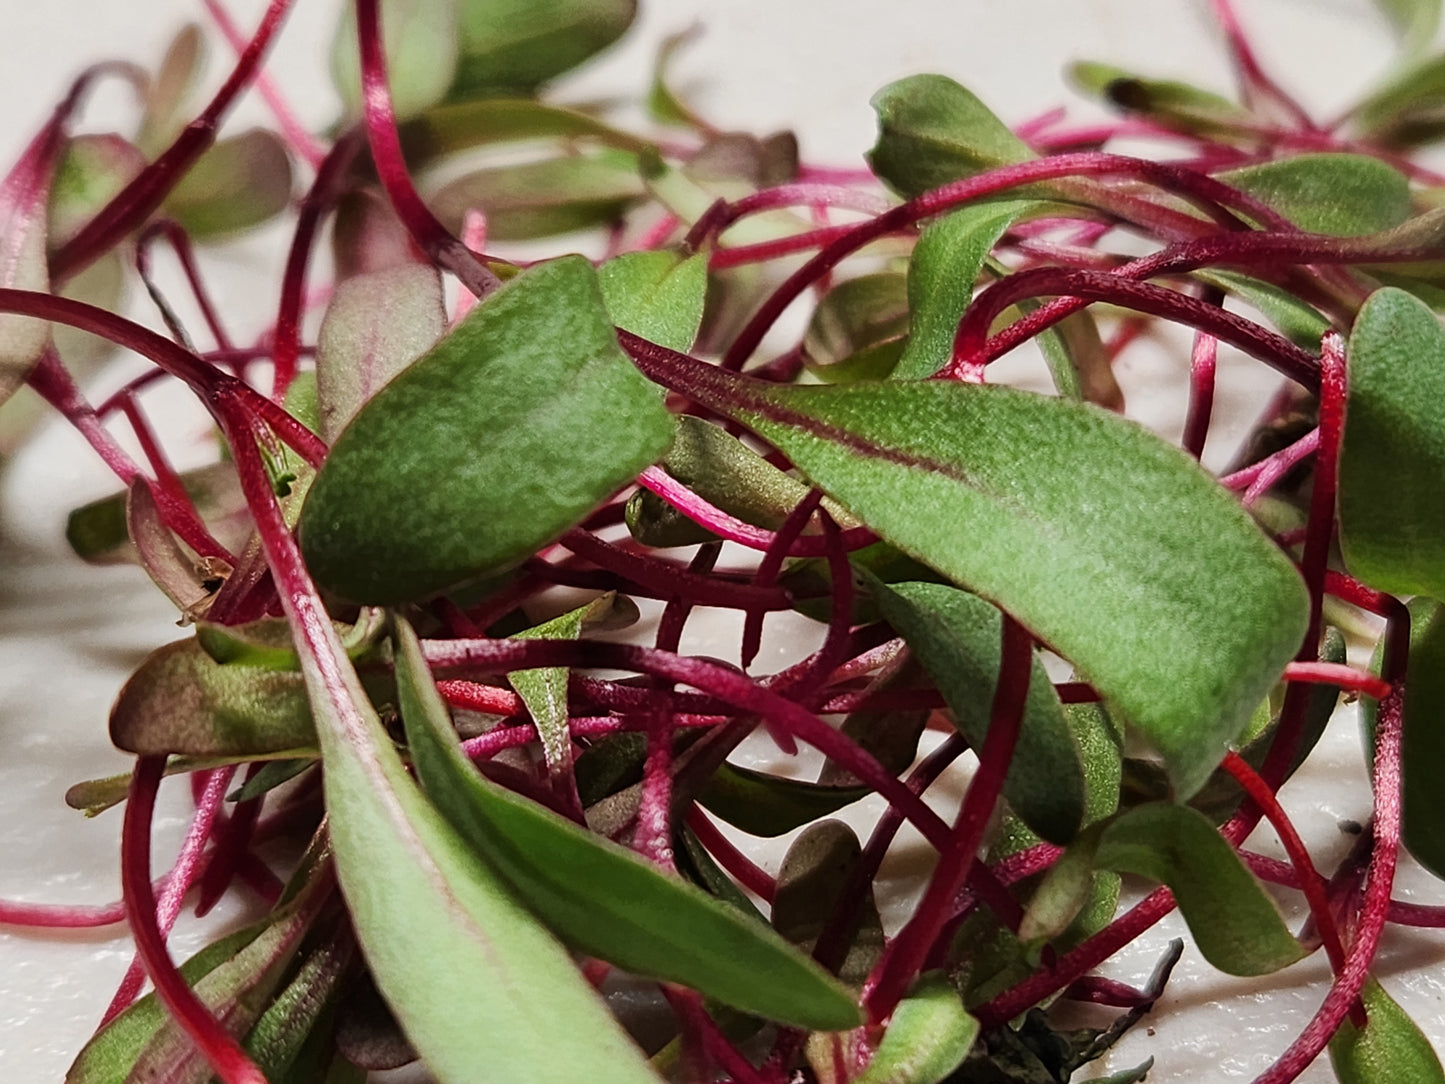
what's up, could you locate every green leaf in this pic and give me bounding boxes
[136,23,206,157]
[1363,599,1445,879]
[0,120,57,410]
[868,74,1033,198]
[506,593,629,778]
[802,272,911,382]
[1351,51,1445,144]
[1340,287,1445,598]
[771,821,883,987]
[427,152,645,240]
[393,617,863,1031]
[703,376,1307,799]
[698,763,869,837]
[299,255,675,604]
[1329,976,1445,1083]
[163,129,294,238]
[109,636,319,757]
[1070,60,1253,137]
[1375,0,1443,55]
[1195,270,1333,349]
[48,133,144,248]
[853,973,977,1084]
[299,613,656,1083]
[1378,0,1442,53]
[871,580,1085,844]
[1219,154,1413,237]
[331,0,458,122]
[402,97,652,162]
[894,202,1028,381]
[1094,802,1306,976]
[316,264,446,441]
[598,249,708,353]
[449,0,635,98]
[65,925,263,1084]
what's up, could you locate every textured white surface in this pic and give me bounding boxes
[2,1,1443,1081]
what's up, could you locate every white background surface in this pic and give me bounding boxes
[3,1,1444,1081]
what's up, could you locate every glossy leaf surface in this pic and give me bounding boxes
[714,376,1308,799]
[872,579,1084,844]
[299,256,675,604]
[868,74,1032,198]
[1095,803,1306,976]
[699,763,869,837]
[393,618,863,1030]
[1329,976,1445,1083]
[1340,287,1445,599]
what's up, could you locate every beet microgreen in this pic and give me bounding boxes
[11,0,1445,1082]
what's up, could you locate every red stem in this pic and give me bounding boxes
[864,616,1034,1021]
[51,0,296,280]
[119,757,265,1084]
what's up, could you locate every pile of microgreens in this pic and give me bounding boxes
[7,0,1445,1081]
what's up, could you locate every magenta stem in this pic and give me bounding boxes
[864,616,1034,1021]
[118,757,265,1084]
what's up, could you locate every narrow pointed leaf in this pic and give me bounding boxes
[698,763,869,837]
[393,617,863,1031]
[1329,975,1445,1083]
[1352,51,1445,143]
[65,924,265,1084]
[1095,802,1306,976]
[299,256,676,604]
[315,264,446,441]
[137,23,206,156]
[402,97,651,161]
[871,579,1084,844]
[598,249,708,353]
[868,74,1032,198]
[305,630,656,1084]
[854,972,978,1084]
[699,375,1307,799]
[507,593,625,776]
[1340,287,1445,597]
[1220,155,1412,237]
[894,201,1028,380]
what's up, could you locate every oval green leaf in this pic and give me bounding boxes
[1340,287,1445,598]
[699,375,1307,799]
[1220,154,1413,237]
[450,0,635,98]
[853,972,978,1084]
[392,617,864,1031]
[298,255,676,604]
[1329,975,1445,1083]
[1095,802,1306,976]
[867,74,1032,198]
[163,129,294,238]
[598,248,708,354]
